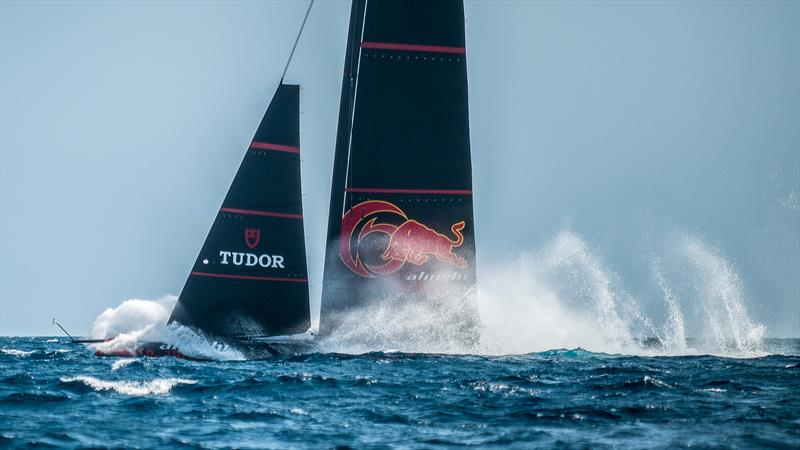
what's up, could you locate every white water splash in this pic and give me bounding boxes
[1,348,35,357]
[319,288,479,354]
[324,231,651,355]
[479,231,767,357]
[475,231,650,355]
[676,234,766,354]
[91,296,175,339]
[323,230,767,358]
[90,296,245,361]
[91,231,766,359]
[653,267,688,354]
[60,375,196,396]
[110,359,135,371]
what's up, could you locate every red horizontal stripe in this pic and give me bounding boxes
[191,271,308,283]
[346,187,472,195]
[361,41,466,55]
[250,141,300,154]
[220,208,303,219]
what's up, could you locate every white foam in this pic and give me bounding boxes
[1,348,35,357]
[61,375,196,396]
[111,359,135,371]
[90,296,245,361]
[702,388,727,393]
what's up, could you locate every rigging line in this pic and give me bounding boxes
[343,0,369,302]
[342,0,369,214]
[281,0,315,82]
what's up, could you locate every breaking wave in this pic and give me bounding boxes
[60,375,196,396]
[110,359,136,371]
[0,349,35,357]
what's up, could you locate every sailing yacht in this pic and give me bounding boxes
[95,83,313,359]
[319,0,478,345]
[76,0,477,358]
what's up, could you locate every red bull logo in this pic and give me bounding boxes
[339,200,468,278]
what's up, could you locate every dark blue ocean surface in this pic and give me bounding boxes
[1,337,798,449]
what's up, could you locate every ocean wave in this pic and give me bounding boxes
[0,349,35,357]
[59,376,196,396]
[2,337,798,448]
[0,392,71,405]
[110,359,137,371]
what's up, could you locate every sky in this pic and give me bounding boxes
[1,0,798,337]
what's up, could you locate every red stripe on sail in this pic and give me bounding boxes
[191,272,308,283]
[346,187,472,195]
[220,208,303,219]
[360,41,466,55]
[250,141,300,154]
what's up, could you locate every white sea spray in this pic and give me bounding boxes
[323,229,767,358]
[90,230,767,359]
[90,295,245,361]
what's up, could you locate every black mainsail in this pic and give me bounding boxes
[169,83,311,339]
[320,0,477,338]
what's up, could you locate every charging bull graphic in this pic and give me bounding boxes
[339,200,468,278]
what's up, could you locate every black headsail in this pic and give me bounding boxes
[169,83,311,338]
[320,0,477,341]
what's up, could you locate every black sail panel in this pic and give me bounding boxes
[170,84,310,338]
[320,0,476,338]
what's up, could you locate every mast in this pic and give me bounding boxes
[320,0,477,339]
[169,83,311,338]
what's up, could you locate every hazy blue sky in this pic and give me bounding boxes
[1,0,798,337]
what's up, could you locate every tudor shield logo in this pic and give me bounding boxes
[244,228,261,249]
[339,200,468,278]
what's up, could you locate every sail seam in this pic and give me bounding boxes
[346,188,472,195]
[361,41,466,54]
[250,141,300,154]
[220,208,303,219]
[191,272,308,283]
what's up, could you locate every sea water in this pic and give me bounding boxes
[2,231,798,448]
[1,337,798,448]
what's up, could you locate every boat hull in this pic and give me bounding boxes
[93,339,316,360]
